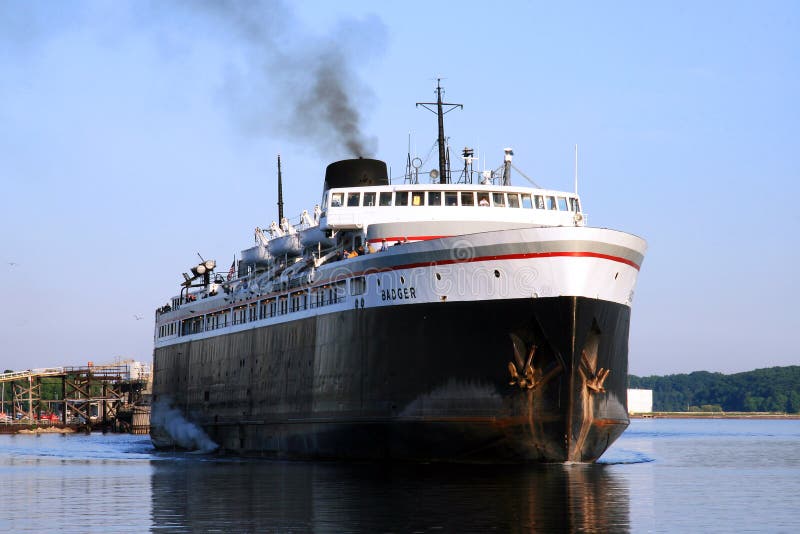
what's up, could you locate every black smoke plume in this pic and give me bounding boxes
[189,0,383,158]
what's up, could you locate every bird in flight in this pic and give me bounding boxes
[133,314,144,320]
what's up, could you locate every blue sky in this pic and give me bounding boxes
[1,1,797,375]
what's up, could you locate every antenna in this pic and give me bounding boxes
[574,144,578,195]
[277,154,284,222]
[417,79,462,184]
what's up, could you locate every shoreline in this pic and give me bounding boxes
[0,424,79,435]
[630,412,800,419]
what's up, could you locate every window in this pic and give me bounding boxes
[492,192,506,207]
[334,281,347,303]
[478,193,490,206]
[558,197,568,211]
[547,196,557,210]
[461,192,475,206]
[395,191,409,206]
[521,194,533,209]
[379,192,393,206]
[331,193,343,207]
[508,194,520,208]
[427,191,441,206]
[363,192,376,206]
[350,276,366,296]
[313,287,324,307]
[570,198,581,212]
[347,192,361,207]
[534,195,545,209]
[269,299,276,317]
[291,292,304,312]
[444,192,458,206]
[259,301,267,319]
[412,192,424,206]
[279,297,288,315]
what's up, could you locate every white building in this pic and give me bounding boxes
[627,388,653,414]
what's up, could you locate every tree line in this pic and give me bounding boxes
[629,366,800,413]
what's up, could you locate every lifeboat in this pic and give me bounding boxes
[240,244,271,267]
[268,233,302,257]
[299,226,335,249]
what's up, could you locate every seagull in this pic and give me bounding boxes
[8,262,18,267]
[133,314,143,320]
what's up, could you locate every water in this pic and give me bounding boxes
[1,419,798,532]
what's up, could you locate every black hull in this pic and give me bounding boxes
[152,296,631,462]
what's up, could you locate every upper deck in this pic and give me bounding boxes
[320,183,585,232]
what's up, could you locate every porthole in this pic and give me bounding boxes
[435,273,441,281]
[494,270,501,278]
[400,276,405,284]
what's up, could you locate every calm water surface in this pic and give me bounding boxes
[1,419,798,532]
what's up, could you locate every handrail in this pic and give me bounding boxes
[0,367,65,381]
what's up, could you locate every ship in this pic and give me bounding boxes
[151,84,646,462]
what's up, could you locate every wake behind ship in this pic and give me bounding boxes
[151,86,646,462]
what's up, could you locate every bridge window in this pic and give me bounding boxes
[521,194,533,209]
[412,192,424,206]
[396,191,409,206]
[428,191,441,206]
[331,193,343,207]
[492,192,506,207]
[347,192,361,207]
[508,194,520,208]
[534,195,545,209]
[547,196,557,210]
[379,192,393,206]
[363,192,376,206]
[570,198,581,212]
[461,192,474,206]
[444,192,458,206]
[558,197,568,211]
[478,192,490,206]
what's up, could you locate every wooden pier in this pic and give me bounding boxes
[0,363,150,434]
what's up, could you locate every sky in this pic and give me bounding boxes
[1,0,798,376]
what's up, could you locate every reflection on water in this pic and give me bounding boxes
[3,420,800,532]
[150,459,629,532]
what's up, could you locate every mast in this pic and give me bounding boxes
[277,154,284,222]
[417,79,462,184]
[502,148,513,186]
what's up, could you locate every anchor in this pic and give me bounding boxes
[580,349,610,394]
[507,334,537,390]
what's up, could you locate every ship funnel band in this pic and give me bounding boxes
[324,158,388,191]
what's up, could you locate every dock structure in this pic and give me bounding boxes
[0,363,150,433]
